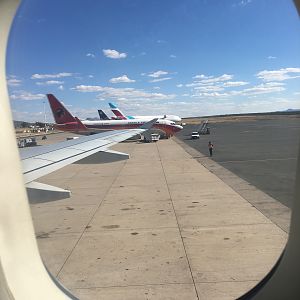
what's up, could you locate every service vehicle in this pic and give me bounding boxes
[191,131,200,139]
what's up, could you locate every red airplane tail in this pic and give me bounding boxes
[47,94,76,124]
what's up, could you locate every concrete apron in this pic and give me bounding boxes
[30,138,287,300]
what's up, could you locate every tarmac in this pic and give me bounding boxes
[176,118,300,209]
[29,132,287,300]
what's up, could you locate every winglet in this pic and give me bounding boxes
[140,118,158,130]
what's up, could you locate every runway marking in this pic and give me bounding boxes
[218,157,297,164]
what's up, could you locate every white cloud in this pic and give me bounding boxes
[170,54,176,58]
[12,109,49,122]
[193,74,211,80]
[267,56,277,60]
[238,0,252,6]
[256,67,300,82]
[109,75,135,83]
[86,53,95,58]
[148,70,169,78]
[150,77,172,83]
[58,85,64,90]
[153,86,161,90]
[31,72,73,79]
[10,91,45,100]
[192,92,229,98]
[194,85,225,92]
[102,49,127,59]
[7,78,22,87]
[223,81,249,87]
[191,92,230,98]
[102,97,298,118]
[188,74,233,87]
[200,74,233,84]
[186,82,202,87]
[36,80,64,85]
[176,84,183,88]
[241,82,285,95]
[72,85,103,92]
[72,85,176,101]
[192,82,285,99]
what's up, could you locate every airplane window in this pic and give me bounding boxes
[6,0,300,299]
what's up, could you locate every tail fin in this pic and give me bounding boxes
[47,94,76,124]
[108,102,118,109]
[98,109,110,120]
[109,102,127,120]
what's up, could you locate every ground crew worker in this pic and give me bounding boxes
[208,141,213,157]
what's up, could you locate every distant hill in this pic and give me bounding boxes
[282,108,300,112]
[184,110,300,119]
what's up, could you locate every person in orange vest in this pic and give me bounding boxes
[208,141,213,157]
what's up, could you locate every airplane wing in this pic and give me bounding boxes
[21,119,157,201]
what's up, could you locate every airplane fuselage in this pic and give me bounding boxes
[132,115,182,122]
[55,119,183,136]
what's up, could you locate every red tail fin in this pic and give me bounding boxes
[111,109,127,120]
[47,94,76,124]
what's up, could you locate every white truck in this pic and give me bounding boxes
[191,131,200,139]
[150,133,160,142]
[143,133,160,142]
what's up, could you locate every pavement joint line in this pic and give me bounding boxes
[84,226,179,233]
[31,203,99,208]
[36,222,277,238]
[61,164,87,185]
[156,141,200,300]
[36,231,82,237]
[102,199,172,204]
[194,280,259,284]
[103,199,171,203]
[110,184,168,187]
[179,222,275,231]
[55,149,132,278]
[174,137,291,233]
[72,281,197,290]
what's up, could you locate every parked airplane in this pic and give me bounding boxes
[108,102,182,122]
[47,94,182,137]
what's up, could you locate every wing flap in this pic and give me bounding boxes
[26,181,71,203]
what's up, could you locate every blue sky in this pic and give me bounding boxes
[6,0,300,122]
